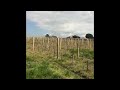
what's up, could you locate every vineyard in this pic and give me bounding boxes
[26,37,94,79]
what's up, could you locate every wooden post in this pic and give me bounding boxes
[54,48,55,58]
[59,38,62,50]
[93,39,94,50]
[66,38,67,50]
[57,38,59,59]
[89,39,91,49]
[82,39,83,49]
[77,38,79,59]
[33,37,34,52]
[52,38,54,57]
[64,38,67,54]
[59,38,62,60]
[87,39,89,49]
[47,37,50,57]
[47,37,49,50]
[53,38,55,57]
[42,37,44,51]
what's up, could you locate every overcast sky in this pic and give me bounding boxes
[26,11,94,37]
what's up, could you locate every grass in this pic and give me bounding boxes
[26,48,94,79]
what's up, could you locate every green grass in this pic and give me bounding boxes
[26,48,94,79]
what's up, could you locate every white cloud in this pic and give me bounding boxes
[26,11,94,37]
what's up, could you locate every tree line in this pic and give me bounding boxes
[45,33,94,39]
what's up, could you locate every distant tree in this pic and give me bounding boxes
[45,34,50,37]
[85,33,93,39]
[51,35,57,38]
[72,35,80,38]
[66,36,71,38]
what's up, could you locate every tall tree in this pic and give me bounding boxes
[85,33,93,39]
[45,34,50,37]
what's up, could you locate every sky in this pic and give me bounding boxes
[26,11,94,37]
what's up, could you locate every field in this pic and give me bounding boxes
[26,37,94,79]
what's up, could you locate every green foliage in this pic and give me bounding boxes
[69,49,77,54]
[26,48,94,79]
[79,49,94,59]
[85,33,94,39]
[68,49,94,59]
[45,34,50,37]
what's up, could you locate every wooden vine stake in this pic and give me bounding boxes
[59,38,62,60]
[57,38,60,59]
[77,38,79,59]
